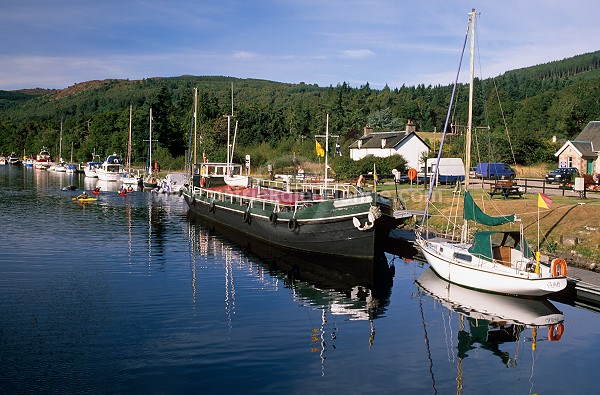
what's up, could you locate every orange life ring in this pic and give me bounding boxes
[551,258,567,277]
[408,168,417,181]
[200,177,206,188]
[548,323,564,341]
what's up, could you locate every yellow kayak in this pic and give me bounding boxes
[72,197,98,202]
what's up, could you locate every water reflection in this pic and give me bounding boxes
[185,213,395,363]
[415,268,565,393]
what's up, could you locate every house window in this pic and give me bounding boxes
[568,157,573,167]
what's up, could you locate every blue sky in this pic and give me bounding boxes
[1,0,599,91]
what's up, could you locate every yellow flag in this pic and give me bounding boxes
[373,163,379,184]
[315,140,325,157]
[537,192,552,209]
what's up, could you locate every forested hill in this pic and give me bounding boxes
[1,50,599,169]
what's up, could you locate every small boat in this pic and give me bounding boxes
[34,147,53,170]
[54,160,68,172]
[7,152,22,165]
[72,196,98,202]
[414,9,567,297]
[0,155,6,165]
[142,108,161,189]
[96,152,125,182]
[160,172,188,194]
[66,163,78,174]
[84,150,102,178]
[24,157,35,167]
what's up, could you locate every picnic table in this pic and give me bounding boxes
[488,182,523,199]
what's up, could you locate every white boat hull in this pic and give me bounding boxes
[224,175,251,188]
[97,170,124,182]
[416,237,567,297]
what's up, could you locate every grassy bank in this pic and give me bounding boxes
[376,184,600,266]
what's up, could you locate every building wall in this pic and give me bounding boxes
[558,145,586,174]
[349,135,428,170]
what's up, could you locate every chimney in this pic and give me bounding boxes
[363,125,374,136]
[406,119,416,134]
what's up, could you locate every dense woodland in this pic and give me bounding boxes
[1,50,600,177]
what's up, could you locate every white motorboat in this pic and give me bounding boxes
[96,153,124,182]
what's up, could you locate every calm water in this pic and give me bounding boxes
[1,165,600,394]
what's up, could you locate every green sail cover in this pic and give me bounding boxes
[463,190,516,226]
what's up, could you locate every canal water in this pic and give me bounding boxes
[1,165,599,394]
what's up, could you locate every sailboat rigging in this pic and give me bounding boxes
[143,108,160,189]
[414,9,567,297]
[123,105,142,186]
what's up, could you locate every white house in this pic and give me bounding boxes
[348,121,430,170]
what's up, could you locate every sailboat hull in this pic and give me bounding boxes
[416,237,567,297]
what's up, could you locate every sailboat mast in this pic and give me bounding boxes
[127,105,132,172]
[193,88,198,165]
[149,108,152,174]
[325,113,329,191]
[225,82,234,170]
[59,119,63,162]
[461,8,476,243]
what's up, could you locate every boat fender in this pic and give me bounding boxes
[191,196,196,205]
[178,189,183,197]
[548,323,564,341]
[208,200,215,212]
[269,212,278,224]
[200,177,206,188]
[288,218,298,231]
[243,210,251,223]
[551,258,567,277]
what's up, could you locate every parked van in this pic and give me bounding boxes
[475,162,516,180]
[419,158,465,184]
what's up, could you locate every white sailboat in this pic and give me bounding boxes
[123,105,142,186]
[143,108,160,189]
[54,120,68,172]
[414,9,567,297]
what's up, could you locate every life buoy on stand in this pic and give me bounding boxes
[548,323,564,341]
[200,177,206,188]
[551,258,567,277]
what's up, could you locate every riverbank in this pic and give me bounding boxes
[377,185,600,269]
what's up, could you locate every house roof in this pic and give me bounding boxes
[348,131,429,149]
[571,141,595,157]
[575,121,600,152]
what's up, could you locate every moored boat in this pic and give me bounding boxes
[181,109,411,261]
[414,9,567,297]
[34,147,53,170]
[0,155,6,165]
[96,152,125,182]
[160,172,188,194]
[7,152,22,165]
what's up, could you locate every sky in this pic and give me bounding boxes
[1,0,599,91]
